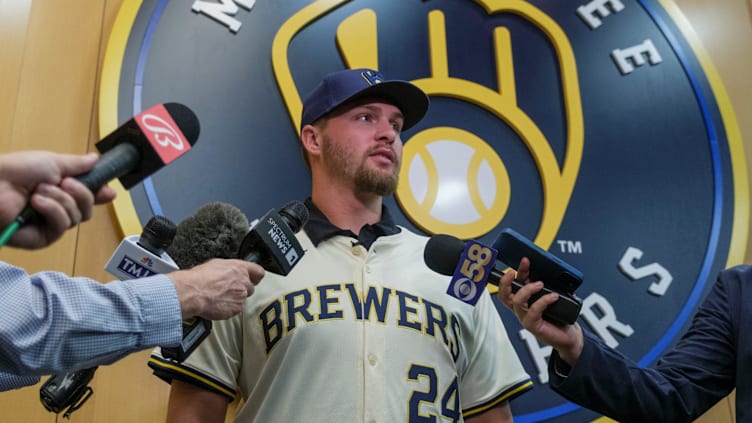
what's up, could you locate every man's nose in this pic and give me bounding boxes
[375,120,397,144]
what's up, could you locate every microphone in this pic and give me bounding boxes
[160,202,253,362]
[424,233,582,324]
[104,215,179,279]
[40,215,178,418]
[160,201,309,362]
[39,367,97,418]
[424,235,500,306]
[14,102,200,228]
[237,201,308,275]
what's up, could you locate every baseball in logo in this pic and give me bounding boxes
[101,1,746,421]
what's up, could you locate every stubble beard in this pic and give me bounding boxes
[322,135,400,196]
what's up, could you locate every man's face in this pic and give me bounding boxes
[318,101,405,196]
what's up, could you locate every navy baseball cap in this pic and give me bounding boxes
[300,68,429,131]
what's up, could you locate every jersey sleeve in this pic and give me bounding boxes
[460,291,533,417]
[149,312,244,401]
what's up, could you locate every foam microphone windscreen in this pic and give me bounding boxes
[167,202,249,269]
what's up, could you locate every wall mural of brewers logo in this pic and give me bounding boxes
[100,0,746,421]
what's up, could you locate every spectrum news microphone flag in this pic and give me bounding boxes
[160,201,309,362]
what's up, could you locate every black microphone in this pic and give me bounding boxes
[39,367,97,418]
[166,202,250,268]
[103,215,179,279]
[424,234,582,325]
[160,202,251,362]
[424,234,502,282]
[237,201,308,275]
[14,102,200,228]
[159,201,309,362]
[138,215,178,256]
[40,215,178,418]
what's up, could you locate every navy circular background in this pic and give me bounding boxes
[104,0,742,421]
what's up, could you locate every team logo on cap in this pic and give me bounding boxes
[102,1,746,421]
[361,70,383,85]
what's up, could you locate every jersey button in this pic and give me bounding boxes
[368,354,378,366]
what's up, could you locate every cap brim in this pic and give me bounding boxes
[342,80,429,131]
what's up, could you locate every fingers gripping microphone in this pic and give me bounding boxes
[15,102,200,228]
[161,201,309,362]
[160,202,252,362]
[424,234,582,325]
[40,216,177,418]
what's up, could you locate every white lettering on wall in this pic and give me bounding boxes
[611,39,663,74]
[618,247,673,296]
[576,0,625,29]
[580,292,634,348]
[192,0,255,33]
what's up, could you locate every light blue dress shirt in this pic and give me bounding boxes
[0,262,182,390]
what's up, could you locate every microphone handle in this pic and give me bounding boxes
[75,143,140,192]
[15,143,140,228]
[244,251,261,263]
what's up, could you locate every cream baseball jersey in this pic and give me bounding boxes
[150,229,532,422]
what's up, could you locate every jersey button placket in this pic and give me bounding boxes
[362,251,385,423]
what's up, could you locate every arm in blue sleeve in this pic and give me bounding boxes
[0,261,183,381]
[548,273,737,422]
[0,372,39,392]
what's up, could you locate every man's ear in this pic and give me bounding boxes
[300,124,322,158]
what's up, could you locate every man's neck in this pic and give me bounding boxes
[310,189,382,235]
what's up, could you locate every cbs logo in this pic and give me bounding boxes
[451,242,496,302]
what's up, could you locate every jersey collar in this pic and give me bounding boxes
[303,198,400,249]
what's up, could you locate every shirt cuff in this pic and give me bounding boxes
[124,275,183,348]
[0,373,40,391]
[551,351,573,378]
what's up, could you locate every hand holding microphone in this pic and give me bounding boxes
[0,102,199,248]
[159,201,308,361]
[497,254,585,366]
[163,202,263,320]
[424,232,587,365]
[169,259,264,320]
[423,231,582,325]
[0,151,117,249]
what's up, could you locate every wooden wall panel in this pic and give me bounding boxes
[0,1,112,422]
[677,2,752,422]
[0,0,749,422]
[0,0,32,153]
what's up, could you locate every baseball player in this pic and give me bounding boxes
[149,68,532,422]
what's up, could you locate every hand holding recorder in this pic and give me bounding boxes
[424,228,582,324]
[494,228,583,325]
[497,257,586,366]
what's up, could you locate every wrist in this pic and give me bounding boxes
[169,270,204,319]
[556,323,584,366]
